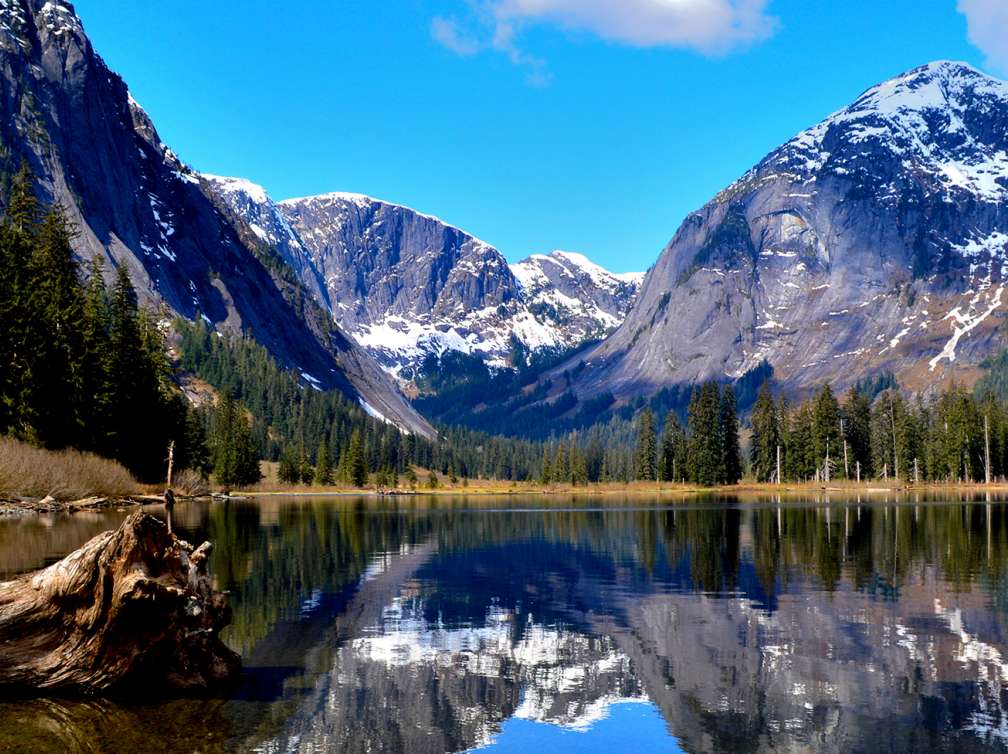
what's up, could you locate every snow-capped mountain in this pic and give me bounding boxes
[510,251,644,345]
[0,0,433,436]
[204,182,642,379]
[565,61,1008,401]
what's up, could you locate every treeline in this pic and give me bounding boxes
[0,166,207,483]
[749,380,1008,483]
[537,381,742,486]
[176,320,548,485]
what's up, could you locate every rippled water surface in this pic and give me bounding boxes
[4,493,1008,753]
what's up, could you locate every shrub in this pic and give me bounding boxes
[0,437,138,499]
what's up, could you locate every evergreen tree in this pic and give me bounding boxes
[552,442,569,483]
[0,164,41,438]
[348,429,368,487]
[180,406,212,479]
[811,385,841,477]
[314,440,333,485]
[659,411,686,482]
[790,403,815,481]
[278,446,301,485]
[27,206,83,448]
[539,446,553,485]
[211,390,262,491]
[687,381,723,486]
[634,407,657,481]
[749,382,779,482]
[843,386,872,478]
[720,384,742,484]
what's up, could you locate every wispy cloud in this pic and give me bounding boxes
[958,0,1008,74]
[431,16,481,56]
[431,0,778,83]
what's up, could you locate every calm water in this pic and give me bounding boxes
[3,493,1008,753]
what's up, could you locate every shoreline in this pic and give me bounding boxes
[6,480,1008,514]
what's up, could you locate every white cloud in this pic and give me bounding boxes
[431,0,777,81]
[958,0,1008,74]
[431,16,481,56]
[494,0,777,53]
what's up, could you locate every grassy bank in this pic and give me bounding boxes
[0,437,139,500]
[239,471,1008,498]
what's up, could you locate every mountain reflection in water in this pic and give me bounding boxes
[3,495,1008,753]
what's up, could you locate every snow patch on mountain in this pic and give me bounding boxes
[205,180,641,379]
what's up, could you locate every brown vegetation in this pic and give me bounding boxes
[0,437,138,500]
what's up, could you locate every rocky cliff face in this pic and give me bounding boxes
[568,61,1008,401]
[0,0,432,435]
[205,181,642,379]
[510,250,644,346]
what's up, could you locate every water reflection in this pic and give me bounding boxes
[4,495,1008,752]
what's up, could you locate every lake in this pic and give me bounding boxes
[3,493,1008,753]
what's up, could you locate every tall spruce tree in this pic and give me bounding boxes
[27,207,83,448]
[211,390,262,491]
[348,429,368,487]
[720,384,742,484]
[687,381,723,486]
[843,386,872,478]
[314,440,333,485]
[634,407,657,481]
[750,382,779,482]
[659,411,686,482]
[811,385,841,477]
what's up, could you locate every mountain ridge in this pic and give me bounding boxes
[0,0,434,436]
[558,60,1008,406]
[204,175,643,380]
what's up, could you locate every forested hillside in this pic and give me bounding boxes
[0,167,198,482]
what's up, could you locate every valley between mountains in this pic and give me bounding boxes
[4,0,1008,442]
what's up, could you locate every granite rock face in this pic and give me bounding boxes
[0,0,432,435]
[567,61,1008,400]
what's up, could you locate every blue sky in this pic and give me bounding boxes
[74,1,1003,273]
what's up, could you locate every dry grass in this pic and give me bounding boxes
[0,437,139,500]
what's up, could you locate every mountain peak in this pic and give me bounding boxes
[756,59,1008,203]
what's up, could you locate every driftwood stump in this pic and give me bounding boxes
[0,511,240,693]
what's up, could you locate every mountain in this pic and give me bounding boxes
[0,0,432,436]
[565,61,1008,402]
[510,251,644,345]
[204,180,642,379]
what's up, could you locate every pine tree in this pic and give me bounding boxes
[211,390,262,491]
[539,446,553,485]
[348,429,368,487]
[552,442,569,483]
[181,406,212,478]
[843,386,872,478]
[687,381,723,486]
[79,258,114,455]
[278,446,301,485]
[0,164,41,438]
[314,440,333,485]
[27,207,83,448]
[750,382,778,482]
[658,411,685,482]
[720,384,742,484]
[634,407,657,481]
[811,385,840,477]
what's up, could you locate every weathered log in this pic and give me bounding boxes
[0,510,241,693]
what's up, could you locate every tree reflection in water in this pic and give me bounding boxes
[4,494,1008,753]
